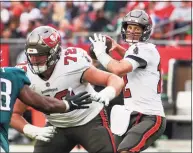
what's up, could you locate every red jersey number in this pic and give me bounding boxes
[123,75,131,98]
[46,89,74,100]
[157,61,161,94]
[64,48,77,65]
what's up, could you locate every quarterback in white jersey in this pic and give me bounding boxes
[123,42,165,117]
[10,26,124,153]
[90,9,166,153]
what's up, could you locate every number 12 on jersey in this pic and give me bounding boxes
[123,61,162,98]
[157,61,161,94]
[123,75,131,98]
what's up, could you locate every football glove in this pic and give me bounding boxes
[91,92,110,106]
[89,33,113,69]
[23,124,56,142]
[64,91,92,111]
[89,33,107,57]
[91,86,116,106]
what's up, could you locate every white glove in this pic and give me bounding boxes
[91,86,116,106]
[91,92,110,106]
[89,33,113,69]
[89,33,107,57]
[23,124,56,142]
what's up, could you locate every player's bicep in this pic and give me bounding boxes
[18,85,37,106]
[18,85,49,111]
[82,66,111,86]
[124,45,152,69]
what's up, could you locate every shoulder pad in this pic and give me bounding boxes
[15,61,28,72]
[12,67,31,86]
[136,42,156,50]
[59,47,92,74]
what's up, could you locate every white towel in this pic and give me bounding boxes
[110,105,132,136]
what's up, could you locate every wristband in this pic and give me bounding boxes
[96,52,113,69]
[63,100,70,111]
[99,86,116,102]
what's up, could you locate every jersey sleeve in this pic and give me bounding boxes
[76,48,93,83]
[12,67,31,90]
[124,43,153,69]
[63,47,92,83]
[65,47,92,72]
[77,47,92,71]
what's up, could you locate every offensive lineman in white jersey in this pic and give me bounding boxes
[10,26,124,153]
[89,9,166,153]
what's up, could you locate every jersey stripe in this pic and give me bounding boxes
[134,113,142,126]
[125,55,147,68]
[130,116,162,152]
[99,109,117,153]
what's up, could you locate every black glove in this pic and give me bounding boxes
[65,91,92,111]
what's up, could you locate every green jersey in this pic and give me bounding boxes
[0,67,31,153]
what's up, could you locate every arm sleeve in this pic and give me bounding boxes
[75,48,93,83]
[80,48,93,70]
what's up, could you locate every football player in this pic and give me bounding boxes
[89,9,166,153]
[10,26,124,153]
[89,39,124,120]
[0,67,92,153]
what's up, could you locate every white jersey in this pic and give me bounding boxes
[123,42,165,117]
[17,47,103,128]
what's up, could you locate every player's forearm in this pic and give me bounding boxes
[19,86,68,113]
[106,74,124,96]
[107,59,123,76]
[29,94,67,113]
[107,59,132,77]
[96,74,124,104]
[115,44,127,57]
[96,51,131,77]
[10,114,29,133]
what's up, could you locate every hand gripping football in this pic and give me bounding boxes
[89,37,112,60]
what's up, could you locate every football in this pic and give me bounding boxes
[89,37,112,60]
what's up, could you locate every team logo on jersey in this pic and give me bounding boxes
[133,47,138,54]
[46,82,50,87]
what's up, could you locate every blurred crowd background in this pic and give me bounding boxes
[0,1,192,45]
[0,1,192,152]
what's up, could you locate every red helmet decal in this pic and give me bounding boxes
[42,32,61,48]
[148,15,152,25]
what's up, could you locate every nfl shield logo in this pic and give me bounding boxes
[46,82,50,87]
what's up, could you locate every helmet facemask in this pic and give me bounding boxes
[26,44,61,74]
[122,22,144,44]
